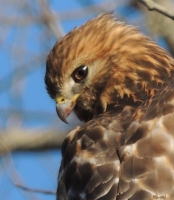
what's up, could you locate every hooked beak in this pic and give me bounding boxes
[56,94,79,124]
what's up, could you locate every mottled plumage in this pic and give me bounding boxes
[45,14,174,200]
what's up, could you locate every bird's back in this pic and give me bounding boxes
[57,89,174,199]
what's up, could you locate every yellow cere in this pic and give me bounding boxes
[56,93,80,104]
[56,95,66,104]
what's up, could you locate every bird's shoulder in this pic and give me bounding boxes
[57,106,136,199]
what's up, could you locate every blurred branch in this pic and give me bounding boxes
[0,0,120,27]
[15,183,56,195]
[135,0,174,56]
[138,0,174,20]
[0,129,68,153]
[39,0,65,38]
[0,16,40,26]
[0,108,57,123]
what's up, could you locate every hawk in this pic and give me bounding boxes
[45,14,174,200]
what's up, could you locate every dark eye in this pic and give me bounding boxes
[72,65,88,83]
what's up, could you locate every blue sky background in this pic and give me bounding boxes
[0,0,171,200]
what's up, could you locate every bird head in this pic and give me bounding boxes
[45,14,174,123]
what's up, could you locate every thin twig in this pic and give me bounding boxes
[138,0,174,20]
[15,183,56,195]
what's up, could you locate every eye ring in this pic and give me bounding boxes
[72,65,88,83]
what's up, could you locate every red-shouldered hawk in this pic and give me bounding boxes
[45,13,174,200]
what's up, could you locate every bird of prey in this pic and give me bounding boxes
[45,14,174,200]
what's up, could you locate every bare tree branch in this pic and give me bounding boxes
[0,128,68,153]
[138,0,174,20]
[39,0,65,38]
[15,183,56,195]
[135,0,174,56]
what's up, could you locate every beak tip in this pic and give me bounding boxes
[61,116,69,124]
[56,104,69,124]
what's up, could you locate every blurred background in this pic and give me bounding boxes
[0,0,174,199]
